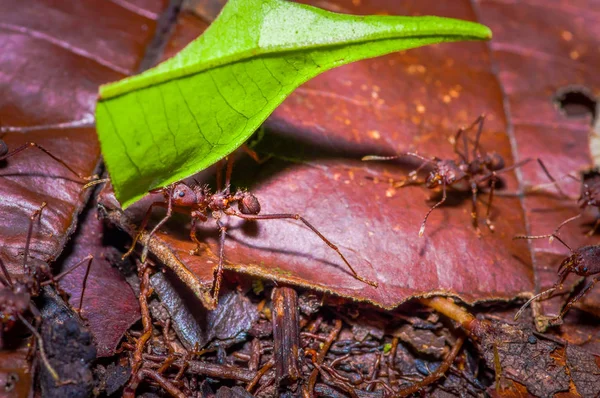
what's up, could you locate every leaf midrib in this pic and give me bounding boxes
[100,28,488,100]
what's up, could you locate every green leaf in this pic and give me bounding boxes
[96,0,491,208]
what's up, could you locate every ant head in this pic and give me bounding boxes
[486,153,505,171]
[561,246,600,277]
[238,192,261,215]
[170,183,197,207]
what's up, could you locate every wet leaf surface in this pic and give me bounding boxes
[56,201,140,357]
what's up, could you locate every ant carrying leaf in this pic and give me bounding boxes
[513,233,600,325]
[363,115,564,236]
[123,154,378,301]
[0,202,93,384]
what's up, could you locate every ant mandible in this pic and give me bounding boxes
[363,115,564,236]
[513,233,600,325]
[0,202,94,383]
[124,155,379,300]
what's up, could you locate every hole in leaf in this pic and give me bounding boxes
[554,86,597,123]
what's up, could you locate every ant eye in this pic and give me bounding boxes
[583,267,588,272]
[178,191,185,197]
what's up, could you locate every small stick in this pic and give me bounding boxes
[246,359,274,393]
[272,287,300,387]
[305,319,343,397]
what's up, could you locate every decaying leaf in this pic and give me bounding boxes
[0,0,165,280]
[475,0,600,328]
[56,202,140,357]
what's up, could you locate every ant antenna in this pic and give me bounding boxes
[23,202,47,274]
[470,114,486,158]
[141,185,174,263]
[514,287,557,321]
[513,233,573,252]
[81,178,111,191]
[0,257,13,287]
[362,155,400,161]
[419,183,447,237]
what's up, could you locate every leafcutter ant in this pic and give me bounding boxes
[529,169,600,240]
[513,233,600,324]
[363,115,564,236]
[123,156,378,300]
[0,202,93,383]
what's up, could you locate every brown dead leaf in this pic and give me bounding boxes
[0,0,166,279]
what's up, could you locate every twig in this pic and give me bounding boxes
[305,319,343,398]
[395,335,465,396]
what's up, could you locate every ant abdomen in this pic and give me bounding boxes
[239,192,261,215]
[487,153,505,171]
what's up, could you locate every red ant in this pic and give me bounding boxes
[529,169,600,239]
[123,156,378,300]
[513,233,600,324]
[0,202,93,383]
[363,115,564,236]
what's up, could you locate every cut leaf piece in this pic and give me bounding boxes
[96,0,491,208]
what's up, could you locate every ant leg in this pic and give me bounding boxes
[527,173,580,196]
[551,214,583,239]
[513,234,573,253]
[0,142,88,180]
[556,276,598,321]
[241,144,270,164]
[225,155,235,194]
[188,217,206,255]
[141,191,174,263]
[514,286,558,320]
[494,158,567,197]
[215,159,225,192]
[485,172,497,232]
[23,202,47,274]
[211,219,227,299]
[470,182,481,236]
[18,313,62,383]
[40,255,93,313]
[122,201,169,260]
[419,182,447,237]
[470,115,486,159]
[453,127,468,162]
[586,218,600,237]
[227,211,378,287]
[0,258,13,287]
